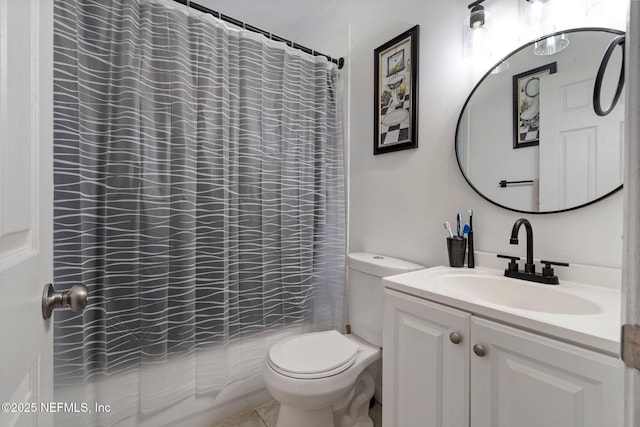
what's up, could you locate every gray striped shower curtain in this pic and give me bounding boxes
[53,0,345,424]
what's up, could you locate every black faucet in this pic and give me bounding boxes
[510,218,535,274]
[498,218,570,285]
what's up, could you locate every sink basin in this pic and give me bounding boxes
[434,273,601,315]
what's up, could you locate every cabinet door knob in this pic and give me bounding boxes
[449,332,462,344]
[473,344,487,357]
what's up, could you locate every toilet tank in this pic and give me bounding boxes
[347,253,424,347]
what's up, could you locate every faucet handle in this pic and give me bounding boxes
[540,260,570,267]
[497,254,520,260]
[540,260,570,277]
[497,254,520,272]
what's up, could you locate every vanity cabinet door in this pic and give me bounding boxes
[383,289,471,427]
[470,317,623,427]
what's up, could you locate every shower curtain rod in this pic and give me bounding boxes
[173,0,345,69]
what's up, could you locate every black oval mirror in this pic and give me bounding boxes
[456,28,624,214]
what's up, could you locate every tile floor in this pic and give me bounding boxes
[212,399,383,427]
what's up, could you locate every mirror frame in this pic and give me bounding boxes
[455,27,625,214]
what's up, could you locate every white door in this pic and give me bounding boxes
[470,317,623,427]
[0,1,54,426]
[624,2,640,425]
[539,67,624,211]
[383,289,470,427]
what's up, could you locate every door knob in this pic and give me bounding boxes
[449,332,463,344]
[473,344,487,357]
[42,283,88,319]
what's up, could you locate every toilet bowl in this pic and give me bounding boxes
[263,253,424,427]
[264,331,380,427]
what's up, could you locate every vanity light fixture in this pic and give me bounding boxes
[463,0,492,60]
[469,1,485,28]
[519,0,555,42]
[533,33,569,56]
[490,60,509,74]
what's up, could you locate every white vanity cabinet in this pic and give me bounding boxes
[382,289,470,427]
[471,316,622,427]
[382,288,623,427]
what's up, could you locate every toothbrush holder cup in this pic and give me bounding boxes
[447,237,467,268]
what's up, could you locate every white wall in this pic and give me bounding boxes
[283,0,626,269]
[201,0,627,269]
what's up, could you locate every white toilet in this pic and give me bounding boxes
[263,252,424,427]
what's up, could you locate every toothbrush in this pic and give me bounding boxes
[456,213,462,237]
[443,222,454,238]
[467,209,475,268]
[462,224,471,235]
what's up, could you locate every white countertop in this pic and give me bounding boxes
[383,265,622,356]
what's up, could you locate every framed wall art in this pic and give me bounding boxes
[374,25,419,155]
[512,62,557,148]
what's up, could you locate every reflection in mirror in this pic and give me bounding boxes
[456,28,625,214]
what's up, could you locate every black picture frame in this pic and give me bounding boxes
[512,62,557,148]
[374,25,419,155]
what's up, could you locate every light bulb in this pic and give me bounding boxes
[519,0,555,42]
[463,6,492,60]
[491,61,510,74]
[473,27,487,49]
[533,33,569,56]
[528,0,544,25]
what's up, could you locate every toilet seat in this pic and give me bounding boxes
[267,330,360,379]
